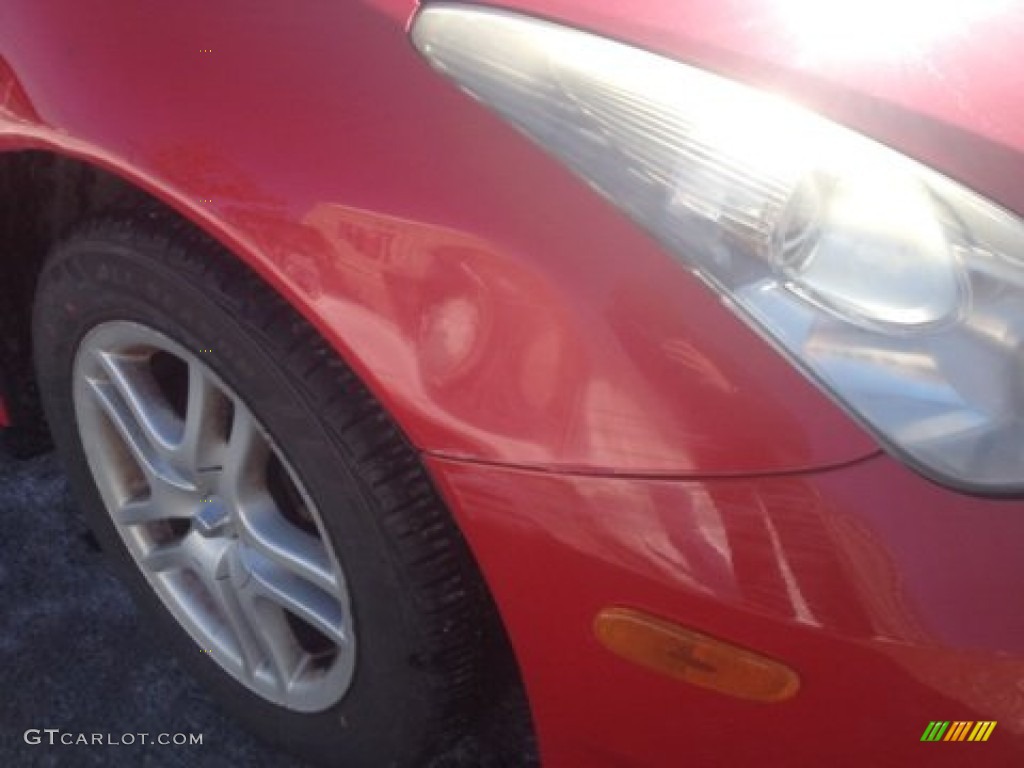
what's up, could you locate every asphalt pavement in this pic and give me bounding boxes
[0,436,535,767]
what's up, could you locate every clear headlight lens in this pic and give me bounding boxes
[412,4,1024,494]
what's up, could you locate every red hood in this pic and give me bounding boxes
[455,0,1024,216]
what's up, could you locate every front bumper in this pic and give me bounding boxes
[427,452,1024,766]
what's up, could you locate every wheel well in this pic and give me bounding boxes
[0,151,157,453]
[0,149,538,759]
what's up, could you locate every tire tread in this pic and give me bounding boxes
[37,207,490,765]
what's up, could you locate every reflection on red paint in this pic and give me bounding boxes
[0,55,39,123]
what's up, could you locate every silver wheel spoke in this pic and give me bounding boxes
[239,496,338,594]
[114,497,167,525]
[84,377,183,489]
[179,362,226,473]
[250,606,304,693]
[205,561,270,679]
[246,551,347,647]
[115,482,197,525]
[94,350,180,455]
[140,541,190,574]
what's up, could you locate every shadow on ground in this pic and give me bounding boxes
[0,438,536,767]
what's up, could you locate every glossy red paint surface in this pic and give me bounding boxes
[429,453,1024,766]
[0,0,878,475]
[0,0,1021,764]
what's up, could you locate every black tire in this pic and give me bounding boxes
[32,210,489,767]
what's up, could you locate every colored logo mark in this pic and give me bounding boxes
[921,721,996,742]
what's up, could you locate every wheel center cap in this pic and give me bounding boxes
[194,497,232,538]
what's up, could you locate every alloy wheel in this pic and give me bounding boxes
[72,320,355,713]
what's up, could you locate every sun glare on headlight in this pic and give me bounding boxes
[413,4,1024,493]
[776,0,1012,61]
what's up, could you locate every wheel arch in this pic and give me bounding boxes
[0,143,539,755]
[0,144,353,448]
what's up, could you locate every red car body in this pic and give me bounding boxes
[1,0,1021,765]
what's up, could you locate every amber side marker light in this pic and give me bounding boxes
[594,607,800,703]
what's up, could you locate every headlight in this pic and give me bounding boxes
[412,4,1024,494]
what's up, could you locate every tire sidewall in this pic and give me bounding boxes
[33,233,444,766]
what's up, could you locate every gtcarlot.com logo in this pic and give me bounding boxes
[24,729,203,746]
